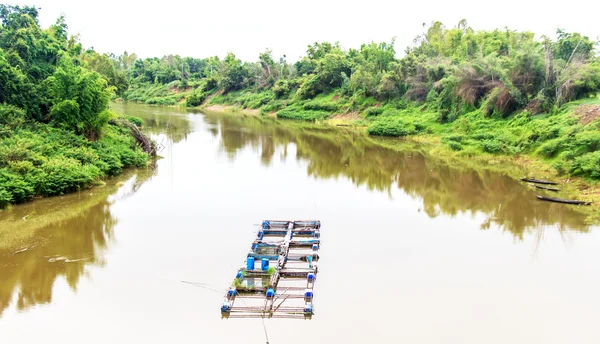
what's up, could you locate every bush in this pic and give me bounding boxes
[0,169,34,203]
[447,141,463,151]
[277,107,330,121]
[0,122,150,206]
[368,118,417,137]
[124,115,143,127]
[0,104,26,128]
[570,151,600,179]
[272,79,290,98]
[364,107,384,117]
[0,186,12,209]
[187,90,206,107]
[538,138,568,157]
[480,139,503,154]
[302,100,339,112]
[37,158,102,196]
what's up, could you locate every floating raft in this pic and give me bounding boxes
[221,220,321,319]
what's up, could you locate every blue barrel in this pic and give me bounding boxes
[246,257,255,271]
[304,289,313,299]
[307,273,315,281]
[221,301,232,312]
[236,270,244,279]
[261,258,269,271]
[266,288,275,298]
[312,243,319,251]
[262,221,269,229]
[257,231,264,240]
[228,287,237,297]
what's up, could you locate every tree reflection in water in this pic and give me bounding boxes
[203,112,589,238]
[0,168,155,316]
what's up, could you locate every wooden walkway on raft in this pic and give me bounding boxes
[221,220,321,319]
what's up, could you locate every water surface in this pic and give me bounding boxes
[1,103,599,343]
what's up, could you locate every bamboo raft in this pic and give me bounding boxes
[221,220,321,319]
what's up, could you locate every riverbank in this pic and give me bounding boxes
[201,103,600,223]
[0,115,154,209]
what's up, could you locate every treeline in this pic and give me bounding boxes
[0,5,151,208]
[110,20,599,117]
[106,20,600,180]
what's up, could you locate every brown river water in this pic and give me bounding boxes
[1,102,599,343]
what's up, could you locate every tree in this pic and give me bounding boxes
[46,59,111,140]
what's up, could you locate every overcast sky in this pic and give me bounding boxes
[14,0,600,62]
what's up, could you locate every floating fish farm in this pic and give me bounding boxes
[221,220,321,319]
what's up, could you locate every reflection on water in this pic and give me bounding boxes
[0,163,155,316]
[0,104,588,328]
[111,103,194,145]
[202,112,589,237]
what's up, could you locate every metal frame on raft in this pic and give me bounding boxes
[221,220,321,319]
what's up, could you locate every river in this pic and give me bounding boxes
[1,103,599,343]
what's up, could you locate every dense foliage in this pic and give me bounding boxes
[117,20,600,180]
[0,5,150,208]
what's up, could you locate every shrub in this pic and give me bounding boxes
[538,138,568,157]
[0,186,12,209]
[124,115,143,127]
[368,118,417,137]
[447,141,463,151]
[480,139,503,153]
[272,79,290,98]
[570,151,600,179]
[37,158,102,196]
[364,107,384,117]
[0,104,26,128]
[0,169,34,203]
[302,100,339,112]
[277,107,330,121]
[187,90,206,107]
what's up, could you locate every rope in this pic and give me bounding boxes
[261,315,270,344]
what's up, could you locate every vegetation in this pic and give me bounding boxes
[0,5,152,208]
[115,20,600,181]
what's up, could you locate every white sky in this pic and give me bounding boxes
[12,0,600,62]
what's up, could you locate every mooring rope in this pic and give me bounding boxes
[261,314,270,344]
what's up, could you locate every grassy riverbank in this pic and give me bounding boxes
[207,91,600,194]
[0,115,151,209]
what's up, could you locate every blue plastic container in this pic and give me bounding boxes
[307,273,315,281]
[262,221,269,229]
[266,288,275,298]
[236,270,244,279]
[257,231,264,240]
[312,243,319,251]
[228,287,237,297]
[246,257,255,271]
[221,301,232,312]
[261,258,269,271]
[304,289,314,299]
